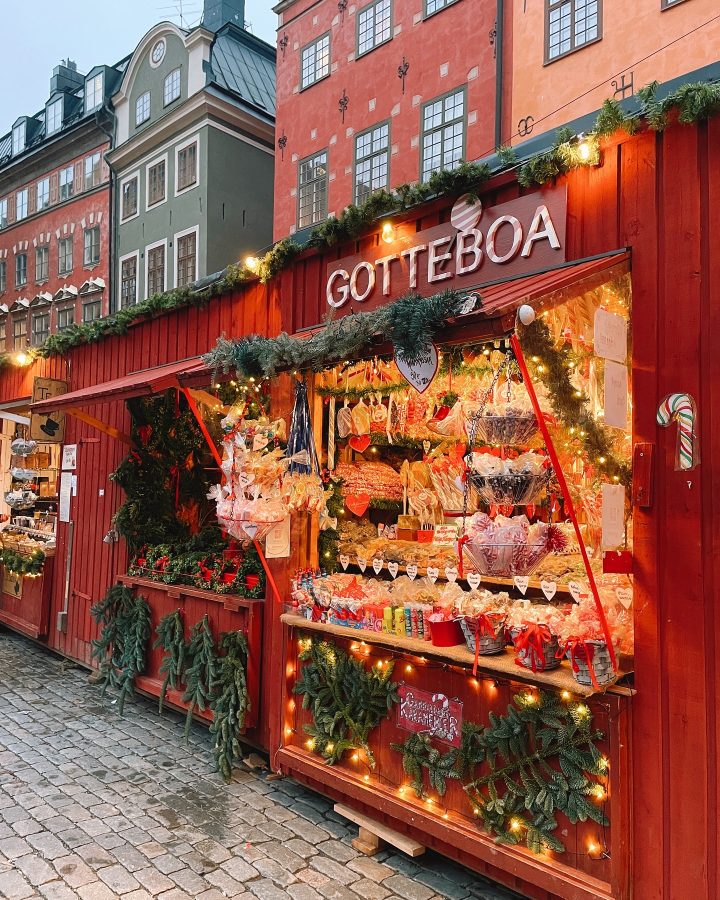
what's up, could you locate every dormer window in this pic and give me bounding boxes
[85,73,104,112]
[46,98,63,135]
[12,122,25,156]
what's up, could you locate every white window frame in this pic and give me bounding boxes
[82,297,103,323]
[145,238,168,298]
[15,253,28,287]
[84,152,102,191]
[36,178,50,212]
[12,122,25,156]
[300,33,331,90]
[85,73,104,112]
[84,226,101,267]
[146,153,168,211]
[56,306,75,331]
[354,122,390,204]
[31,312,50,346]
[120,171,140,222]
[0,199,7,229]
[58,236,73,275]
[119,250,140,308]
[423,0,461,17]
[136,91,151,126]
[173,225,199,289]
[46,99,63,135]
[164,68,182,107]
[175,136,200,196]
[16,189,28,221]
[357,0,392,57]
[0,261,6,292]
[35,245,49,283]
[420,86,467,182]
[59,166,74,202]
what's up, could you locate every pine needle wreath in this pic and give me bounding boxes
[154,609,186,714]
[461,692,608,854]
[182,614,219,740]
[390,733,461,799]
[210,631,250,781]
[90,585,151,716]
[293,639,399,767]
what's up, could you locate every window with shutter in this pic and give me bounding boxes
[74,161,83,195]
[0,262,6,293]
[7,193,16,224]
[49,173,59,205]
[28,186,37,216]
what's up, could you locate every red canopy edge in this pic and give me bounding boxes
[30,356,210,414]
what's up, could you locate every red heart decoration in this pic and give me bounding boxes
[345,492,371,517]
[348,435,371,453]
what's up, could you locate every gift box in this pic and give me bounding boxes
[429,618,464,647]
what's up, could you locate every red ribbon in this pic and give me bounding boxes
[467,613,506,676]
[560,638,602,692]
[513,623,552,672]
[457,534,470,579]
[510,333,617,673]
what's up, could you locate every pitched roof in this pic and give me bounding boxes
[210,24,276,116]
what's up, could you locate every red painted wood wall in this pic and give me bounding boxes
[0,116,718,898]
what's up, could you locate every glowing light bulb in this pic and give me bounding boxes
[561,691,571,701]
[510,818,522,832]
[245,255,260,272]
[591,784,606,801]
[405,664,413,674]
[578,140,592,162]
[306,739,316,751]
[381,221,395,244]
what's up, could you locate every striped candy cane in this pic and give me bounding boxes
[657,393,699,471]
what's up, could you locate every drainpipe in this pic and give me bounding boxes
[95,103,115,315]
[495,0,504,149]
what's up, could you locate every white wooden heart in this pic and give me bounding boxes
[356,557,367,573]
[466,572,482,590]
[372,557,384,574]
[388,561,399,579]
[406,564,418,581]
[568,580,587,603]
[426,566,439,584]
[615,587,633,609]
[514,576,529,595]
[252,434,269,451]
[339,554,350,571]
[242,523,259,539]
[239,471,255,488]
[395,343,439,394]
[444,566,459,583]
[540,580,557,601]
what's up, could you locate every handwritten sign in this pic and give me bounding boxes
[395,343,438,394]
[594,309,627,363]
[601,484,626,550]
[432,524,459,547]
[604,360,628,429]
[397,686,463,747]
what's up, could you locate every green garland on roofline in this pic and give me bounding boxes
[4,81,720,372]
[204,289,467,377]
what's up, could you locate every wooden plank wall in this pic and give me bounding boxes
[1,118,718,898]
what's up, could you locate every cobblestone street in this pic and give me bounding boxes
[0,633,522,900]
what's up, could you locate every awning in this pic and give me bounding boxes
[31,356,209,414]
[474,250,630,318]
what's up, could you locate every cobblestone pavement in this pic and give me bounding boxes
[0,632,524,900]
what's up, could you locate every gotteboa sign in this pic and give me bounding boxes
[326,187,566,313]
[397,685,463,747]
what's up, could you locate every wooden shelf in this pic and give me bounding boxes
[281,613,634,698]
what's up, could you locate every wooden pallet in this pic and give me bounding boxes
[334,803,425,858]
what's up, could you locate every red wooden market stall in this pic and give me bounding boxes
[0,116,717,900]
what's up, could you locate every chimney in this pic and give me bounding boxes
[51,59,84,94]
[202,0,245,31]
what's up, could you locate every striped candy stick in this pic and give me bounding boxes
[656,392,699,471]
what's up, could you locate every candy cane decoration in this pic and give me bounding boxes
[657,392,699,471]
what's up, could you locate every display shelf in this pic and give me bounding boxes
[281,613,634,698]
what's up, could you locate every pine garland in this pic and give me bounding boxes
[182,614,219,740]
[318,475,344,574]
[518,319,631,484]
[154,610,186,714]
[0,548,45,576]
[390,733,461,799]
[293,638,399,767]
[210,631,250,781]
[90,585,151,715]
[204,290,467,378]
[461,692,608,854]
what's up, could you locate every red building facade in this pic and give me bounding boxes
[272,0,498,240]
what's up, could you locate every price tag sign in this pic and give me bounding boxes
[395,343,439,394]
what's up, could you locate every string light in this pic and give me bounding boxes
[510,818,522,832]
[599,756,610,772]
[306,739,315,751]
[404,664,413,674]
[591,784,606,801]
[561,691,572,701]
[587,840,601,858]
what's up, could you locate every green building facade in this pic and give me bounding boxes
[107,2,274,310]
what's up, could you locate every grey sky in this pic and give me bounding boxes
[0,0,277,132]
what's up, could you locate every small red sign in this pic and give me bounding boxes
[397,685,463,747]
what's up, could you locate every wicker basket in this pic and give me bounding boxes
[567,640,617,687]
[511,626,561,671]
[471,413,538,446]
[459,614,507,655]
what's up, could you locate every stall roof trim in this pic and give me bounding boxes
[31,357,209,414]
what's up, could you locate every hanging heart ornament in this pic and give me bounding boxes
[348,435,371,453]
[395,343,439,394]
[345,492,371,517]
